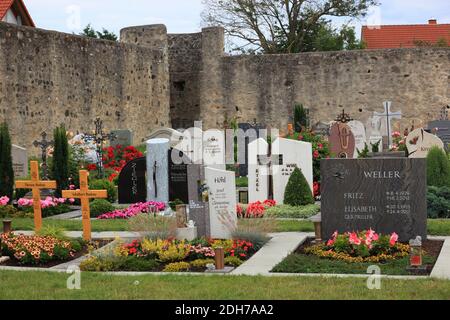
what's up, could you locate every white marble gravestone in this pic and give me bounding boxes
[205,167,237,239]
[374,101,402,147]
[146,138,170,203]
[248,138,269,202]
[406,128,445,158]
[348,121,367,156]
[203,129,226,170]
[272,138,313,205]
[12,145,28,178]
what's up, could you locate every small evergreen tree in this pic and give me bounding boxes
[52,125,70,196]
[0,123,14,201]
[284,167,314,206]
[427,146,450,188]
[294,104,309,133]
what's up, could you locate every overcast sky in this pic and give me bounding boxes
[25,0,450,37]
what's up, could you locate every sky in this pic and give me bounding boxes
[24,0,450,38]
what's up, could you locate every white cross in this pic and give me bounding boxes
[374,101,402,146]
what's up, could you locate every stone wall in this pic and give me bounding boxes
[0,22,170,155]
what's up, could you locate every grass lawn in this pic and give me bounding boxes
[0,271,450,300]
[7,218,450,235]
[271,254,436,275]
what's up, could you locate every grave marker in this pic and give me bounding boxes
[428,120,450,150]
[406,128,445,158]
[15,161,57,232]
[118,157,147,204]
[62,170,107,240]
[248,138,269,202]
[111,129,133,147]
[146,138,170,203]
[329,122,356,158]
[374,101,402,147]
[12,145,28,178]
[33,132,53,179]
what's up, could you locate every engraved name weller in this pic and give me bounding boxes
[364,171,401,179]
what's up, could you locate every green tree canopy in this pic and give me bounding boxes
[80,24,118,42]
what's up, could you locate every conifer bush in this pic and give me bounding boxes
[426,146,450,188]
[284,167,314,206]
[0,123,14,201]
[51,125,70,196]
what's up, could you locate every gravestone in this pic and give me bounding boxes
[237,123,266,177]
[406,128,445,158]
[111,130,133,147]
[118,157,147,204]
[168,148,191,204]
[428,120,450,150]
[374,101,402,147]
[203,129,226,170]
[147,127,187,149]
[146,138,170,203]
[348,121,367,156]
[187,164,210,237]
[321,158,427,242]
[12,145,28,178]
[272,138,313,204]
[205,167,238,239]
[329,122,356,158]
[248,138,270,202]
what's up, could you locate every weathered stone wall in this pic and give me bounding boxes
[0,22,170,155]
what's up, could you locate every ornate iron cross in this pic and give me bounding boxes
[33,132,54,180]
[83,117,117,178]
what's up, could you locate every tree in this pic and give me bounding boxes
[0,123,14,201]
[202,0,378,54]
[427,146,450,188]
[80,24,118,41]
[284,167,314,206]
[294,103,308,132]
[51,125,70,197]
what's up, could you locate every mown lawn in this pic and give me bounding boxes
[7,218,450,236]
[0,271,449,300]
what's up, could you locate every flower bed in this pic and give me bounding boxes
[237,200,276,218]
[97,202,166,220]
[0,233,84,266]
[80,237,261,272]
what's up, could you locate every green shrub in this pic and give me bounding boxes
[90,199,115,218]
[294,103,309,132]
[284,167,314,206]
[190,259,215,269]
[236,176,248,188]
[0,123,14,201]
[36,226,67,239]
[51,125,70,197]
[79,256,115,272]
[89,179,117,203]
[0,205,18,218]
[265,204,320,219]
[169,199,184,211]
[116,256,160,271]
[224,256,244,267]
[163,262,190,272]
[427,186,450,219]
[427,146,450,188]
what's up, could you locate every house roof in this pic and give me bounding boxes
[362,20,450,49]
[0,0,35,27]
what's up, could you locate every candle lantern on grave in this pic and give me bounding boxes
[409,236,423,267]
[83,118,117,179]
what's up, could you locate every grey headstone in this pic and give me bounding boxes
[12,145,28,178]
[187,164,210,237]
[111,130,133,147]
[428,120,450,150]
[146,138,170,203]
[321,158,427,242]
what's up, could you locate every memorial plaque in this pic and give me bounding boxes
[12,145,28,178]
[321,158,427,242]
[118,157,147,204]
[111,130,133,147]
[168,148,191,204]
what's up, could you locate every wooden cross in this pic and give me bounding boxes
[62,170,107,240]
[15,161,57,232]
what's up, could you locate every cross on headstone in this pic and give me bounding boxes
[62,170,107,240]
[83,117,117,178]
[439,106,449,121]
[335,110,354,124]
[257,148,283,200]
[15,161,57,232]
[33,132,54,180]
[374,101,402,147]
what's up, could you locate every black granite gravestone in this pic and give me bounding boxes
[321,158,427,242]
[187,164,210,237]
[237,123,266,177]
[168,148,191,204]
[118,157,147,204]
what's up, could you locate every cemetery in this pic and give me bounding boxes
[0,0,450,301]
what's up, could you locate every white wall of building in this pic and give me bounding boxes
[2,9,21,25]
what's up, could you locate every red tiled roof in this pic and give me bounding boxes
[362,21,450,49]
[0,0,35,27]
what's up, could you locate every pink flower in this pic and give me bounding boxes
[392,131,401,138]
[69,198,75,204]
[0,196,10,206]
[317,143,323,150]
[389,232,399,246]
[313,150,320,159]
[349,232,361,245]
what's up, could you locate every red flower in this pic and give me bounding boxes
[313,150,320,159]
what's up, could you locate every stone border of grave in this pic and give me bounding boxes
[1,231,449,280]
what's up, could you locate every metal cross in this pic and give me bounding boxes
[83,117,117,178]
[335,110,353,124]
[439,106,449,121]
[33,132,54,180]
[374,101,402,147]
